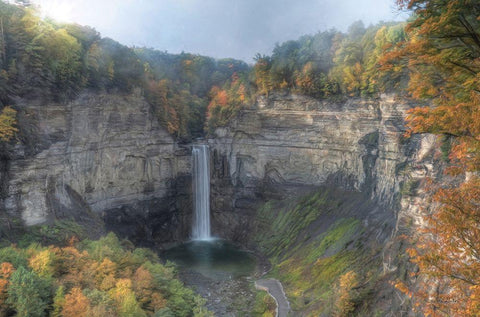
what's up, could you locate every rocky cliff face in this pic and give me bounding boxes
[0,91,437,315]
[0,91,436,254]
[207,94,438,315]
[208,93,432,242]
[0,92,192,244]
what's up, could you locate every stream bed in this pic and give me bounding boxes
[162,239,261,316]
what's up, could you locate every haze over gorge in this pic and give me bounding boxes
[0,0,479,316]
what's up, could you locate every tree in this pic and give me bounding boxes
[374,23,408,92]
[0,262,14,311]
[52,286,65,317]
[109,279,146,317]
[394,0,480,156]
[294,61,325,97]
[0,233,209,316]
[389,1,480,315]
[29,249,56,278]
[400,179,480,316]
[0,106,17,141]
[83,289,116,317]
[133,266,167,312]
[269,41,301,89]
[91,257,117,291]
[334,270,359,316]
[206,73,251,133]
[6,266,51,317]
[253,54,273,95]
[42,28,83,95]
[329,23,366,95]
[85,42,101,87]
[62,287,92,317]
[145,79,180,136]
[192,296,214,317]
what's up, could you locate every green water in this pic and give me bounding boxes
[163,239,256,280]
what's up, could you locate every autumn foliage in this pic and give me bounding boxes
[0,233,211,316]
[62,287,92,317]
[401,179,480,316]
[387,0,480,315]
[0,262,14,311]
[253,22,406,98]
[391,0,480,171]
[0,106,17,142]
[334,270,359,316]
[206,71,251,132]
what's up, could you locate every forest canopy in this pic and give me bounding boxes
[0,2,250,141]
[253,21,407,98]
[0,232,212,316]
[0,1,409,142]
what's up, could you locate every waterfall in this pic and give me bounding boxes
[192,145,211,240]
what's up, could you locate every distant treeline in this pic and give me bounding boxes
[0,2,408,141]
[0,2,251,140]
[253,21,407,98]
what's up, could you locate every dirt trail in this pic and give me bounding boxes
[255,278,290,317]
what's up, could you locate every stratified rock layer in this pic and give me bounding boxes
[208,93,431,241]
[208,93,439,315]
[1,93,191,243]
[0,92,436,249]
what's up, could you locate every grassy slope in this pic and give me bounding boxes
[254,187,389,316]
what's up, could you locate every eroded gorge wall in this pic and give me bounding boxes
[0,92,192,244]
[208,93,437,243]
[0,92,437,250]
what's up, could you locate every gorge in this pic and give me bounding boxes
[0,90,437,315]
[0,1,477,315]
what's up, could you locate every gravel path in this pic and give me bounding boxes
[255,279,290,317]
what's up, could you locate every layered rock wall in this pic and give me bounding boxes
[0,91,436,248]
[1,93,192,243]
[208,94,429,240]
[0,91,438,315]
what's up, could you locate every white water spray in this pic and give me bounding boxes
[192,145,211,240]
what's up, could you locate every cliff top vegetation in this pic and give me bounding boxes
[0,1,409,142]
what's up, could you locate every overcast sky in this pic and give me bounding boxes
[30,0,408,62]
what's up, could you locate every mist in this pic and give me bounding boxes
[31,0,408,62]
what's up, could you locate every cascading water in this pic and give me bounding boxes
[192,145,211,240]
[165,144,258,316]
